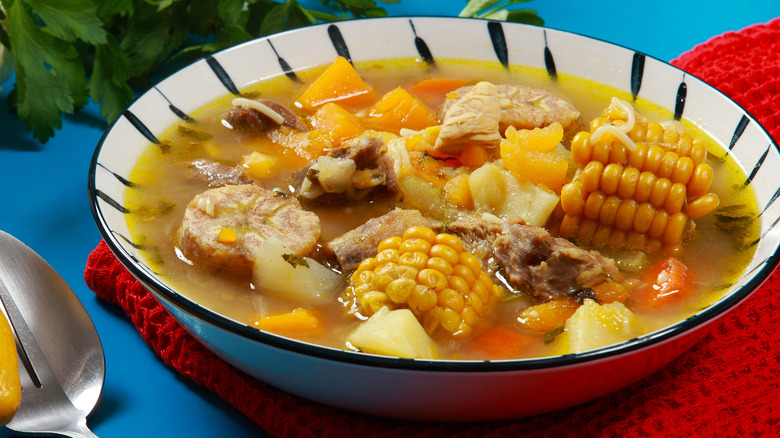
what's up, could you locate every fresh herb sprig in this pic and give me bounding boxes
[0,0,541,143]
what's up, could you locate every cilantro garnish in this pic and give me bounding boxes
[282,253,309,268]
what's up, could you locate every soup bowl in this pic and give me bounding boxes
[89,17,780,421]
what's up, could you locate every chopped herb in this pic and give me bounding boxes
[178,125,213,141]
[282,253,309,268]
[543,325,565,344]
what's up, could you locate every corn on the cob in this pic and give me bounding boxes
[341,226,503,339]
[560,98,719,253]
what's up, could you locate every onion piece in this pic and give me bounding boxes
[589,123,638,151]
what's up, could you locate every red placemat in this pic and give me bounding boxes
[85,17,780,437]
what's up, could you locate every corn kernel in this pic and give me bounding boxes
[399,238,432,255]
[430,244,460,266]
[377,235,402,251]
[399,251,428,270]
[386,278,415,303]
[403,226,436,243]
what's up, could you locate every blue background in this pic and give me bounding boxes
[1,1,778,436]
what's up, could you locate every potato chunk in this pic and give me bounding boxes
[565,298,642,353]
[253,238,343,303]
[347,307,437,359]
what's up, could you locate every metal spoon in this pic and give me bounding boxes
[0,230,105,437]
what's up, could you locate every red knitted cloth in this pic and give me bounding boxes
[84,18,780,437]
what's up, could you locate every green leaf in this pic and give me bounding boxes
[218,0,248,25]
[459,0,504,17]
[260,1,314,36]
[7,0,83,142]
[25,0,107,44]
[96,0,134,18]
[87,33,133,122]
[505,9,543,25]
[118,1,189,77]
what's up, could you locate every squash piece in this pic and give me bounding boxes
[444,173,473,209]
[254,307,322,336]
[366,87,438,132]
[505,123,563,153]
[296,56,378,113]
[268,129,333,168]
[0,314,21,426]
[347,307,437,359]
[241,151,279,179]
[311,102,365,146]
[501,138,568,193]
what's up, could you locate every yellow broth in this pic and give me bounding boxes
[125,58,758,360]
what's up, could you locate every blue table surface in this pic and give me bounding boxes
[1,1,778,436]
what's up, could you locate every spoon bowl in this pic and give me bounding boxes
[0,230,105,436]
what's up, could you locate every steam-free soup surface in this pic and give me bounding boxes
[126,57,758,360]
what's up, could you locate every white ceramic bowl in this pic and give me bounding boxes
[89,17,780,421]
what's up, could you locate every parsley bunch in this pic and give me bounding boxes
[0,0,541,143]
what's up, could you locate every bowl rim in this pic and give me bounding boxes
[89,15,780,372]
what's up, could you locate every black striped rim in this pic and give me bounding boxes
[631,53,645,100]
[409,19,435,67]
[327,24,351,62]
[154,87,194,123]
[267,40,301,83]
[674,79,687,120]
[730,115,750,150]
[88,17,780,372]
[206,55,241,96]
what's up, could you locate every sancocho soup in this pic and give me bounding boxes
[125,57,758,361]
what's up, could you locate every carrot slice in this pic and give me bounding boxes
[633,257,694,310]
[474,327,534,359]
[408,78,467,109]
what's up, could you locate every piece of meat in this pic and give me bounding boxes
[187,159,253,188]
[177,184,320,276]
[492,223,618,301]
[434,81,502,154]
[325,209,431,271]
[436,214,510,274]
[225,98,308,133]
[292,136,400,205]
[438,83,581,136]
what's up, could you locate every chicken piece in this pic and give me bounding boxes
[177,184,320,276]
[438,83,581,136]
[434,81,502,154]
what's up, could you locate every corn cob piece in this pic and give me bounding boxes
[560,98,719,253]
[341,226,503,339]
